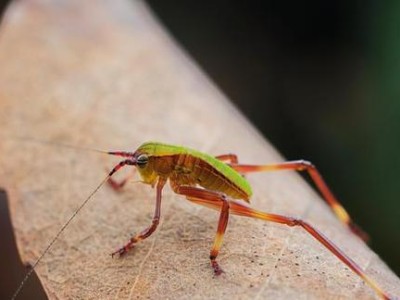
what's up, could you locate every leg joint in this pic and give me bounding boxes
[298,160,315,170]
[287,217,304,227]
[220,193,228,201]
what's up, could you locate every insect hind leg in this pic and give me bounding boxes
[230,160,369,242]
[171,183,230,275]
[183,197,390,299]
[215,153,246,177]
[215,153,239,164]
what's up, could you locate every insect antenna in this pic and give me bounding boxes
[11,174,111,300]
[6,135,109,154]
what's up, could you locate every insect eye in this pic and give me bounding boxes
[136,154,148,167]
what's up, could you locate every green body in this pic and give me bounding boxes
[136,142,252,201]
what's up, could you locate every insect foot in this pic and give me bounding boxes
[111,245,134,258]
[211,259,224,276]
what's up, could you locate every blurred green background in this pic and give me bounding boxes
[145,0,400,275]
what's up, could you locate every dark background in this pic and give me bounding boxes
[1,0,399,299]
[145,0,400,276]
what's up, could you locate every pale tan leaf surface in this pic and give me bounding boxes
[0,0,399,299]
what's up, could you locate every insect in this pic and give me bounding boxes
[12,141,393,299]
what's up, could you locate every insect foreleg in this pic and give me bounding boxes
[107,168,136,191]
[111,177,166,257]
[230,161,368,242]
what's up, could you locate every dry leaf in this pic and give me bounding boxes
[0,0,399,299]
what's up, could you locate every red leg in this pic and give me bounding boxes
[107,168,136,191]
[111,178,166,257]
[107,175,130,191]
[230,160,368,241]
[171,183,230,275]
[215,153,247,177]
[187,197,390,299]
[215,153,239,164]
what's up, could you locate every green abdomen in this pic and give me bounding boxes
[173,151,252,201]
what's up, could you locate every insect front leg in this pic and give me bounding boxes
[106,168,137,191]
[230,160,369,241]
[111,177,166,257]
[171,183,230,275]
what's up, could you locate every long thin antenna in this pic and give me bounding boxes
[11,174,111,300]
[7,135,109,154]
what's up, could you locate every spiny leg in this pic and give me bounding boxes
[171,183,230,275]
[189,197,391,300]
[111,177,166,257]
[230,160,368,241]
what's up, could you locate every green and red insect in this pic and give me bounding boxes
[12,141,393,300]
[106,141,389,299]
